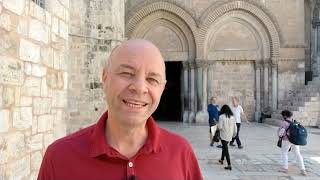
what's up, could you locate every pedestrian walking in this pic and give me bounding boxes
[230,97,249,149]
[218,105,237,170]
[278,110,306,176]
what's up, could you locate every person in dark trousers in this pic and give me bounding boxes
[230,97,249,149]
[207,97,220,147]
[218,105,237,170]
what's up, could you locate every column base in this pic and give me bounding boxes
[183,111,189,123]
[188,112,195,123]
[255,111,261,122]
[195,110,209,124]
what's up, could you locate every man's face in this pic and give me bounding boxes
[102,41,166,127]
[211,97,216,104]
[232,98,238,106]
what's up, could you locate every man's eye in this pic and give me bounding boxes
[119,72,133,78]
[147,77,160,85]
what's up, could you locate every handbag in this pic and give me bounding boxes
[213,130,220,142]
[277,137,282,148]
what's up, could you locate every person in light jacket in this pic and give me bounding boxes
[277,110,306,175]
[218,105,237,170]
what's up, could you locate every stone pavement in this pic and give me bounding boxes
[158,122,320,180]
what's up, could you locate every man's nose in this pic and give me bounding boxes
[129,77,149,94]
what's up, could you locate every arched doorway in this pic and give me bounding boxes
[203,11,272,121]
[153,62,182,121]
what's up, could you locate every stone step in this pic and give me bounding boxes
[287,92,319,99]
[271,110,307,119]
[268,77,320,127]
[295,88,320,94]
[264,118,282,126]
[279,97,315,105]
[277,105,305,112]
[278,101,305,107]
[308,79,320,86]
[279,101,319,108]
[313,76,320,81]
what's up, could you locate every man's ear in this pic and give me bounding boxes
[162,80,167,91]
[102,68,108,82]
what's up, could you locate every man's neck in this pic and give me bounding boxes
[105,118,148,159]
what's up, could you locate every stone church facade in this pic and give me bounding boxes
[0,0,320,179]
[125,0,320,126]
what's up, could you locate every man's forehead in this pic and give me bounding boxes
[108,39,166,74]
[116,62,165,76]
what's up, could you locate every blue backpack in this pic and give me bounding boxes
[285,120,307,146]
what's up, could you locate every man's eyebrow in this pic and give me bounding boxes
[148,72,162,77]
[117,64,135,70]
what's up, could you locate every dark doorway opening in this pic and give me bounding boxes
[153,62,182,121]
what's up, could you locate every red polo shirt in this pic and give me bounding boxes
[38,111,203,180]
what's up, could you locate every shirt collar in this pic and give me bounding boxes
[89,111,162,158]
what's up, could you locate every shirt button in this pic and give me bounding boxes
[128,162,133,168]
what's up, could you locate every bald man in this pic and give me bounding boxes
[38,39,203,180]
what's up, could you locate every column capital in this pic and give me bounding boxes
[188,61,196,69]
[255,61,263,69]
[182,61,189,69]
[207,60,215,66]
[271,57,279,65]
[195,60,208,68]
[263,61,271,68]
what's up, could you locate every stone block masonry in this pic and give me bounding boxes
[0,0,69,179]
[68,0,124,133]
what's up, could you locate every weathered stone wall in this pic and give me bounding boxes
[68,0,125,133]
[0,0,69,179]
[208,61,255,120]
[278,60,306,99]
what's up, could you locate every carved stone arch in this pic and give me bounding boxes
[134,19,188,51]
[126,2,198,57]
[130,11,195,59]
[205,10,271,62]
[198,1,281,60]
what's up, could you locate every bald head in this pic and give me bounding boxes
[106,39,165,75]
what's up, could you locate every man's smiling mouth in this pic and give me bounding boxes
[123,99,148,108]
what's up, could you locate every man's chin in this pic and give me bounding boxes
[121,114,149,125]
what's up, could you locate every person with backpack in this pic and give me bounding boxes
[277,110,306,175]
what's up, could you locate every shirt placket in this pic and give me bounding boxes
[126,159,136,180]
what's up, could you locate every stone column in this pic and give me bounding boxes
[255,62,262,121]
[196,62,202,111]
[182,61,189,123]
[271,59,278,111]
[207,62,214,103]
[188,61,196,123]
[316,26,320,77]
[312,24,319,77]
[263,61,269,109]
[195,60,209,124]
[202,63,208,110]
